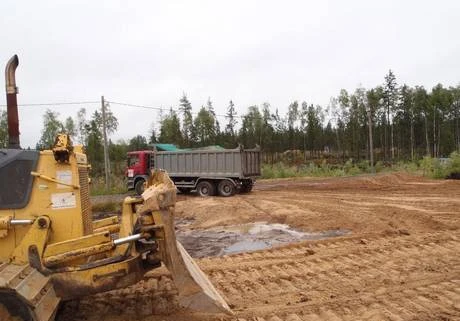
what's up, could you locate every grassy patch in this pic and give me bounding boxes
[90,176,126,196]
[91,201,120,213]
[261,161,352,179]
[261,158,422,179]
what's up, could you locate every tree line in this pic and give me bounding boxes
[1,70,459,176]
[156,71,460,163]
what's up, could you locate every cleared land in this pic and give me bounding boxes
[60,173,460,321]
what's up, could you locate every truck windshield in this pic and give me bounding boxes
[128,155,140,166]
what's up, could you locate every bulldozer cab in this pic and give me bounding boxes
[0,150,39,210]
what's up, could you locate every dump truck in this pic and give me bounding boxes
[0,55,230,321]
[126,144,261,196]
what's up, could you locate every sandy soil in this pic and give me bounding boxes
[60,173,460,321]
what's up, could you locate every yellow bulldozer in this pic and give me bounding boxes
[0,55,230,321]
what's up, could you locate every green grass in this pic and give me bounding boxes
[261,161,351,179]
[91,201,120,213]
[261,152,460,180]
[261,158,421,179]
[90,175,127,196]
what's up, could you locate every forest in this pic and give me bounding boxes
[1,70,459,178]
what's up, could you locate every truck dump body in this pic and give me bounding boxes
[154,147,261,178]
[127,145,261,196]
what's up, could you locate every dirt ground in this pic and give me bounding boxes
[60,173,460,321]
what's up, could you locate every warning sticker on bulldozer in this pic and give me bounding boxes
[56,170,72,189]
[51,192,76,209]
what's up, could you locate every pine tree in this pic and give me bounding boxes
[287,101,299,149]
[240,106,263,148]
[38,109,64,149]
[383,70,398,161]
[64,117,76,140]
[85,119,104,175]
[159,108,183,146]
[128,135,148,151]
[413,86,430,156]
[261,102,274,150]
[225,100,238,147]
[194,106,216,145]
[225,100,237,136]
[179,93,194,146]
[399,85,416,160]
[149,126,158,144]
[206,97,220,135]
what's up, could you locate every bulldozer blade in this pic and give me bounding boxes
[174,240,231,313]
[141,170,232,314]
[157,209,232,314]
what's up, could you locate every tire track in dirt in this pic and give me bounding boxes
[60,231,460,321]
[201,230,460,320]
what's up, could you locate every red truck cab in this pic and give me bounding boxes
[126,150,154,194]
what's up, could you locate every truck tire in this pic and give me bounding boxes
[217,180,235,197]
[196,181,215,197]
[135,178,146,195]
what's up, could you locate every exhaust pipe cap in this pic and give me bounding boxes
[5,55,19,94]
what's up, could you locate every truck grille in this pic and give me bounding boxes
[78,166,93,235]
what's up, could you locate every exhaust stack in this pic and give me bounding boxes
[5,55,20,149]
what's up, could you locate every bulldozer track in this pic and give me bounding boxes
[0,263,60,321]
[59,275,180,320]
[60,230,460,321]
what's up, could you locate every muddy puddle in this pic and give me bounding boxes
[92,213,349,258]
[176,220,350,258]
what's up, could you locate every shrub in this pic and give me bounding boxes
[375,161,384,172]
[418,154,460,179]
[448,151,460,173]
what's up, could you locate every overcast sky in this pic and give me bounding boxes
[1,0,459,148]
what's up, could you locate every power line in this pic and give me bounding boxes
[0,98,266,121]
[0,101,99,107]
[108,100,253,120]
[107,101,164,111]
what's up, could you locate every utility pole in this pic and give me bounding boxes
[101,95,111,189]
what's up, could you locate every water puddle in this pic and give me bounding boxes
[225,240,270,254]
[176,221,350,258]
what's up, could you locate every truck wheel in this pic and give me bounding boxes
[196,181,215,197]
[135,179,145,195]
[218,180,235,197]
